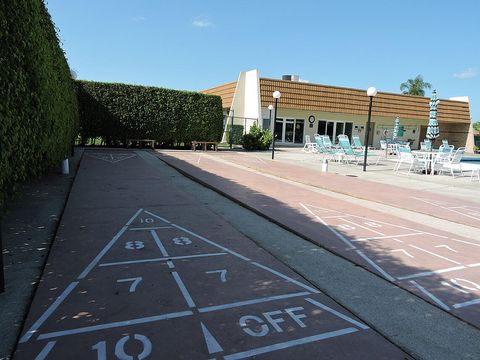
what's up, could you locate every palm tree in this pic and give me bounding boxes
[400,75,432,96]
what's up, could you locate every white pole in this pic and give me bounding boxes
[62,158,69,175]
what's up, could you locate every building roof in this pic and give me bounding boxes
[202,81,236,108]
[203,78,471,123]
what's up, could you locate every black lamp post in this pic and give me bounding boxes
[268,104,273,131]
[271,91,281,160]
[363,86,377,171]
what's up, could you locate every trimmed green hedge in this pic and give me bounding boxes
[0,0,79,206]
[225,124,244,145]
[76,81,224,147]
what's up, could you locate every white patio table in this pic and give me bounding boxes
[411,150,439,174]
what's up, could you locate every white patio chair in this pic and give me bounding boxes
[439,147,466,178]
[302,135,318,153]
[394,145,428,174]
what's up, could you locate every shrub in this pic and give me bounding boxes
[0,0,79,206]
[242,124,272,151]
[76,81,224,147]
[225,124,244,145]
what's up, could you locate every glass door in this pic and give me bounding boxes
[335,122,344,142]
[285,119,295,143]
[344,122,353,141]
[295,119,305,143]
[274,119,283,142]
[326,122,334,142]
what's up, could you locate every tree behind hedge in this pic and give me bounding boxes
[0,0,79,206]
[76,81,224,147]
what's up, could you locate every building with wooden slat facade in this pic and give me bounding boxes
[203,70,472,150]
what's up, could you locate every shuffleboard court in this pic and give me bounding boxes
[157,151,480,329]
[200,151,480,228]
[14,150,408,359]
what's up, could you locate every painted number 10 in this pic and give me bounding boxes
[140,218,154,224]
[92,334,152,360]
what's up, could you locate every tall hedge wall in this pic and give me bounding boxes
[76,81,224,146]
[0,0,79,206]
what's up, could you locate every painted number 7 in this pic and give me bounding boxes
[206,269,227,283]
[117,277,143,293]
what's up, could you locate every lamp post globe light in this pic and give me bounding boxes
[272,91,281,160]
[363,87,377,171]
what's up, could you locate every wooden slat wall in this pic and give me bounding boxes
[201,81,237,108]
[260,78,471,123]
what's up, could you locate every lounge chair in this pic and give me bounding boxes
[337,135,369,165]
[314,134,342,161]
[352,135,365,150]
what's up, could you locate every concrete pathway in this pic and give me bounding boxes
[14,149,408,359]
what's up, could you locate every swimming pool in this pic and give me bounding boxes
[461,157,480,164]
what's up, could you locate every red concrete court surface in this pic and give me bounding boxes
[158,150,480,330]
[14,150,409,359]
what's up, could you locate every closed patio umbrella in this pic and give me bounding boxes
[392,116,401,140]
[426,90,440,146]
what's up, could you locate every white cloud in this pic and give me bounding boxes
[453,68,478,79]
[132,16,146,22]
[193,17,213,28]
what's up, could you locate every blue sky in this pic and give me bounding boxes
[47,0,479,121]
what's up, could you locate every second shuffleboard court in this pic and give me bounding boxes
[301,202,480,327]
[15,208,408,359]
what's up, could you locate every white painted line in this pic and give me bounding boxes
[340,218,385,236]
[412,196,480,221]
[450,238,480,247]
[199,292,311,313]
[353,233,422,242]
[78,208,144,279]
[167,261,175,269]
[170,223,251,261]
[434,245,458,253]
[144,210,171,224]
[34,341,57,360]
[300,202,356,250]
[409,281,451,311]
[300,203,316,216]
[172,271,196,308]
[335,209,448,240]
[19,282,79,343]
[126,208,144,226]
[223,327,358,360]
[355,250,395,282]
[468,263,480,268]
[150,230,169,257]
[322,215,355,219]
[305,298,369,329]
[37,310,194,340]
[391,249,414,258]
[129,226,172,231]
[397,266,467,281]
[408,244,461,265]
[302,203,342,215]
[201,322,224,354]
[99,252,228,267]
[453,298,480,309]
[251,262,321,294]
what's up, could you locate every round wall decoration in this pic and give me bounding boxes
[308,115,315,124]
